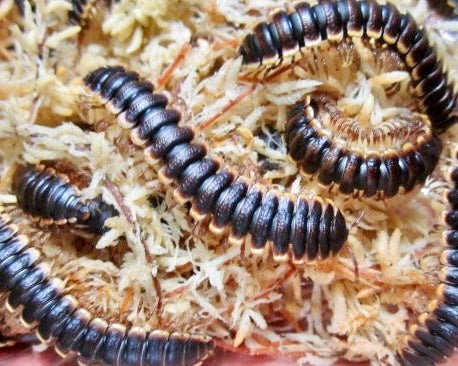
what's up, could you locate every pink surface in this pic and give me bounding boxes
[1,345,458,366]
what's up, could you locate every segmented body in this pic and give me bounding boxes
[13,165,118,235]
[240,2,458,363]
[239,0,457,132]
[398,151,458,365]
[83,66,348,263]
[0,214,214,366]
[286,93,442,198]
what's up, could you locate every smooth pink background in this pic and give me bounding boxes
[1,345,458,365]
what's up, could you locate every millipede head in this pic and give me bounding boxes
[83,66,127,94]
[11,165,28,193]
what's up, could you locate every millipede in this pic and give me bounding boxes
[285,93,442,198]
[12,164,118,235]
[82,65,349,263]
[397,150,458,366]
[0,213,215,366]
[239,0,458,132]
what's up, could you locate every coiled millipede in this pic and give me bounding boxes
[82,65,348,263]
[239,1,458,364]
[12,164,118,235]
[239,0,457,132]
[286,93,442,198]
[0,213,215,366]
[397,150,458,366]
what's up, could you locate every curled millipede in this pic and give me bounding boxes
[239,0,458,131]
[0,214,215,366]
[398,150,458,366]
[82,66,349,263]
[285,93,442,198]
[12,164,118,235]
[69,0,97,26]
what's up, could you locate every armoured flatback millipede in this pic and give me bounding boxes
[239,1,458,365]
[83,65,348,263]
[239,0,458,201]
[0,213,214,366]
[285,93,442,198]
[239,1,458,364]
[239,0,456,132]
[4,0,458,365]
[398,150,458,365]
[12,164,118,235]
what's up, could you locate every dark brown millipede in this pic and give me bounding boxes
[4,1,458,365]
[82,65,349,263]
[239,1,458,364]
[239,0,457,132]
[0,213,215,366]
[12,164,118,235]
[285,93,442,198]
[398,149,458,366]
